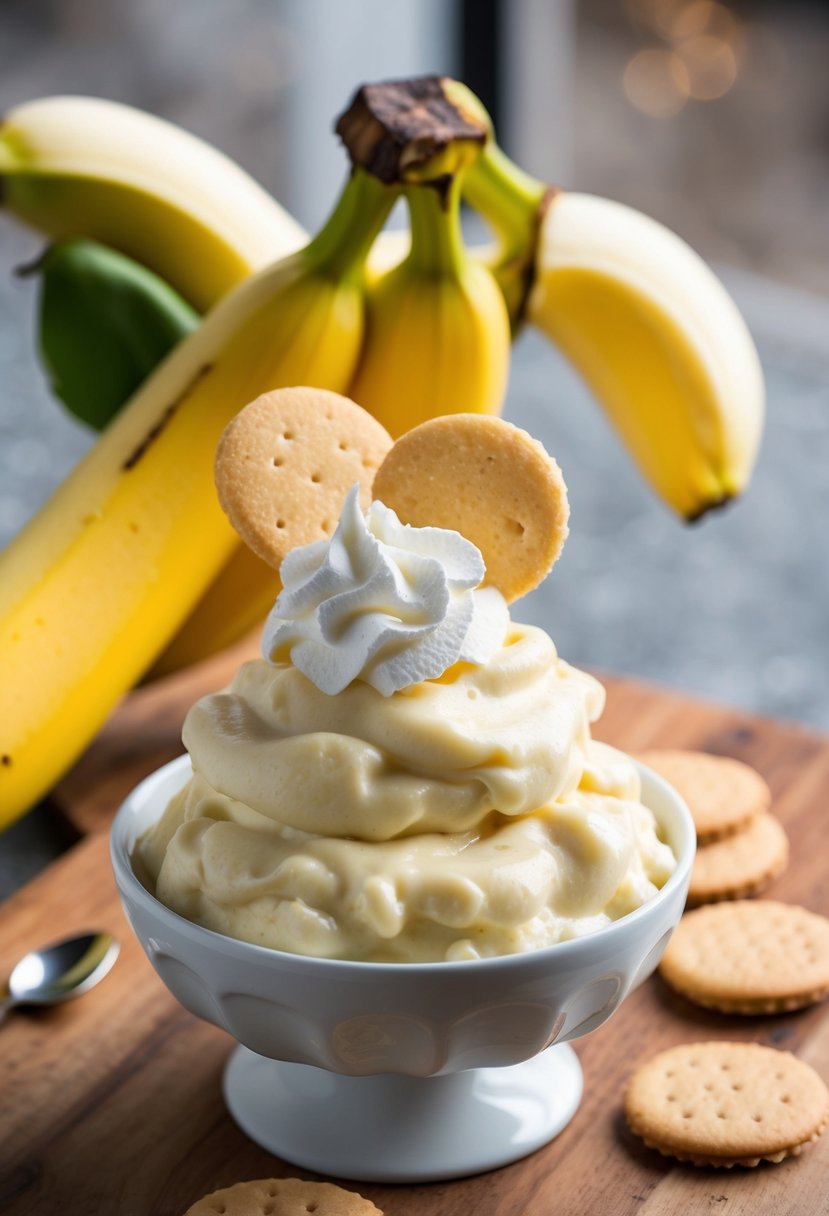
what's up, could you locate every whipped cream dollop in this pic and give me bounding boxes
[262,485,509,696]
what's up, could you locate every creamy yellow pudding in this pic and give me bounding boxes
[139,487,675,962]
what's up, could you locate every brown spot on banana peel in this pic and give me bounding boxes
[122,363,213,470]
[336,76,486,183]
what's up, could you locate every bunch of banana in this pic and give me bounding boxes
[3,87,764,523]
[0,85,510,826]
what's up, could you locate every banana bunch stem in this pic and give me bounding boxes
[404,177,465,276]
[464,143,552,326]
[304,167,396,280]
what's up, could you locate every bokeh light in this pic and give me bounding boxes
[623,47,691,118]
[623,0,748,115]
[669,1,740,45]
[675,33,738,100]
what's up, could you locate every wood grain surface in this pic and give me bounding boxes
[2,658,829,1216]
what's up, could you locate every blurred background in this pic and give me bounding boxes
[0,0,827,828]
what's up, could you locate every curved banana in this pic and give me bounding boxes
[0,95,306,310]
[0,168,396,826]
[528,192,764,519]
[458,109,764,521]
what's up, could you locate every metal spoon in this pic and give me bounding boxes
[0,931,119,1023]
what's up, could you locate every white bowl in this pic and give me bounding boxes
[111,754,694,1182]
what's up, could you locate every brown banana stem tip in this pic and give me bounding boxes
[335,76,487,183]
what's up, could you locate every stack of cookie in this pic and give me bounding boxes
[625,748,829,1169]
[639,749,788,906]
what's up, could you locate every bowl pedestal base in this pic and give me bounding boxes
[223,1042,583,1183]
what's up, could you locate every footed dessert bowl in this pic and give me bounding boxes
[111,753,694,1183]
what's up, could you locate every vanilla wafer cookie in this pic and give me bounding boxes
[215,388,392,569]
[659,900,829,1014]
[625,1041,829,1168]
[184,1177,382,1216]
[373,413,569,602]
[637,750,770,842]
[688,811,789,906]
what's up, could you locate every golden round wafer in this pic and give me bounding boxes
[215,388,393,570]
[372,414,569,602]
[688,812,788,906]
[659,900,829,1014]
[184,1177,382,1216]
[637,750,770,842]
[625,1041,829,1168]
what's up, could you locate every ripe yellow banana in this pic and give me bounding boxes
[0,168,396,826]
[0,95,306,310]
[528,192,764,519]
[349,181,510,436]
[461,125,764,521]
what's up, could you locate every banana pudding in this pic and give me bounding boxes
[138,484,676,962]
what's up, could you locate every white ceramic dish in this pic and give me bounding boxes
[111,754,694,1182]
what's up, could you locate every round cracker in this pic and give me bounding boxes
[372,414,569,602]
[659,900,829,1014]
[637,750,770,842]
[215,388,392,570]
[184,1177,382,1216]
[625,1041,829,1167]
[688,812,788,907]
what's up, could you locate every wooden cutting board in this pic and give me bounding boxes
[2,656,828,1216]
